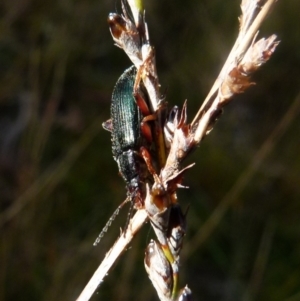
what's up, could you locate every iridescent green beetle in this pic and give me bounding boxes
[103,66,152,209]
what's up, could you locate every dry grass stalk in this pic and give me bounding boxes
[76,0,279,300]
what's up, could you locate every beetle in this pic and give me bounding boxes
[104,65,152,209]
[94,66,153,245]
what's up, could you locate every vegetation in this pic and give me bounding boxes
[0,0,300,300]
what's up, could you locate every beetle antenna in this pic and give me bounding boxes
[93,197,130,246]
[122,198,135,236]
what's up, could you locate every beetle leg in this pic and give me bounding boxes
[133,88,150,116]
[140,120,153,144]
[133,86,157,144]
[140,147,158,179]
[140,146,166,198]
[102,118,113,132]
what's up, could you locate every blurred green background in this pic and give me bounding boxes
[0,0,300,300]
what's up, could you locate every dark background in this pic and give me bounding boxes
[0,0,300,300]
